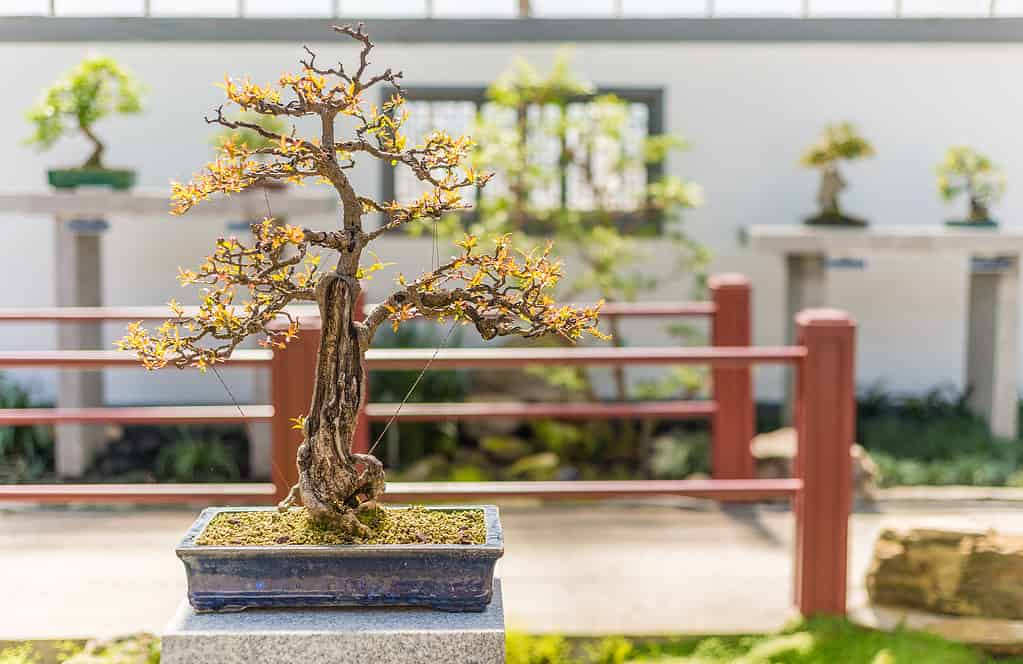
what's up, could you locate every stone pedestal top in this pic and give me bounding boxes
[746,224,1023,254]
[0,189,337,217]
[162,580,505,664]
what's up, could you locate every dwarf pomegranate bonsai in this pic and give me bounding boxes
[118,25,603,536]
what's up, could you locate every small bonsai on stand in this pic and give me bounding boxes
[118,25,604,538]
[800,122,874,227]
[25,56,144,190]
[938,146,1005,228]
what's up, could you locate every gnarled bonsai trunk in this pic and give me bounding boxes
[81,124,105,170]
[817,165,845,216]
[295,272,384,536]
[969,196,990,223]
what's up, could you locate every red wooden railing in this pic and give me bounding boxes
[0,278,856,617]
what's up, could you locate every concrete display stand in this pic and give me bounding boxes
[162,580,505,664]
[0,189,336,477]
[748,225,1023,439]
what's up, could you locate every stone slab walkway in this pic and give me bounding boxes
[2,499,1022,639]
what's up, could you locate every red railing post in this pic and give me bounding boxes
[709,273,755,479]
[793,308,856,617]
[270,318,320,503]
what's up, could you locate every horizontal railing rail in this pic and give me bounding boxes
[0,301,716,323]
[0,406,273,425]
[0,346,803,370]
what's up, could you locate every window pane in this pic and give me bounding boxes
[809,0,894,16]
[0,0,49,14]
[395,101,478,206]
[392,92,653,217]
[55,0,144,15]
[565,102,648,212]
[339,0,425,16]
[149,0,237,15]
[245,0,331,15]
[899,0,989,16]
[532,0,614,16]
[622,0,709,16]
[433,0,516,16]
[712,0,802,15]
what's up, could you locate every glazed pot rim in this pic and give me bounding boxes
[176,504,504,558]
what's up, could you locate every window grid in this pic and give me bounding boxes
[20,0,1007,18]
[380,86,664,231]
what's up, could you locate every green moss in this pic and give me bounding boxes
[196,506,486,546]
[505,616,1023,663]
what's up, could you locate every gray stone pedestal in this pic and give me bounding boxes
[162,580,505,664]
[55,215,106,477]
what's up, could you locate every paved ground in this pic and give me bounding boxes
[3,499,1023,639]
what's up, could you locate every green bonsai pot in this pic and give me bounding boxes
[945,218,998,229]
[47,167,136,191]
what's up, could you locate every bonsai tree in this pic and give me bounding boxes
[800,122,874,226]
[25,56,143,172]
[937,146,1005,224]
[117,25,603,536]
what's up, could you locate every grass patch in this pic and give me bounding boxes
[507,617,1023,663]
[196,506,486,546]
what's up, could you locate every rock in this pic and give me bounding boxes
[506,452,560,480]
[479,435,531,463]
[397,454,448,482]
[866,528,1023,620]
[750,427,877,494]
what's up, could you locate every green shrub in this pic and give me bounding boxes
[506,632,573,664]
[0,374,54,482]
[856,385,1023,487]
[649,431,710,480]
[154,431,240,483]
[508,616,1021,663]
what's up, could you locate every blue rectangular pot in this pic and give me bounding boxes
[177,505,503,613]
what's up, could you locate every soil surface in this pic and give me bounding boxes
[195,506,486,546]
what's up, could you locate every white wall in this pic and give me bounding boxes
[1,39,1021,405]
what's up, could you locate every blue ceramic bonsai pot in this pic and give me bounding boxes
[177,505,503,613]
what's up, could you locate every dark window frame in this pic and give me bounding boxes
[380,85,665,232]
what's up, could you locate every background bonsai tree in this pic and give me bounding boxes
[25,56,143,172]
[419,54,706,469]
[800,122,874,226]
[429,53,705,395]
[118,25,603,536]
[937,146,1005,224]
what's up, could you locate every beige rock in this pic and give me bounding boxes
[749,426,877,493]
[866,528,1023,621]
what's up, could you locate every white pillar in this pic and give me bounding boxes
[54,215,107,477]
[784,253,828,422]
[784,253,828,344]
[966,254,1019,439]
